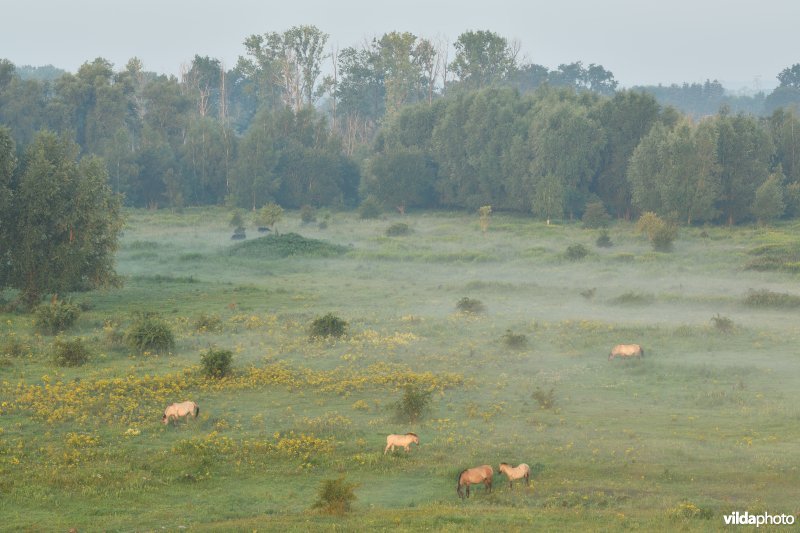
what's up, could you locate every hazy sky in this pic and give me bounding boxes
[3,0,799,91]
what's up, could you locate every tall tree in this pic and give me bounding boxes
[449,30,517,90]
[3,131,123,306]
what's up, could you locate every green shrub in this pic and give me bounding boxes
[456,296,486,314]
[596,230,613,248]
[200,347,233,378]
[532,386,556,409]
[34,299,80,334]
[53,336,91,367]
[2,334,31,358]
[313,476,358,514]
[385,222,411,236]
[194,313,223,333]
[358,196,382,219]
[125,313,175,354]
[300,205,317,224]
[309,313,348,339]
[395,384,433,423]
[743,289,800,308]
[652,224,677,252]
[502,329,528,349]
[710,314,734,333]
[565,243,589,261]
[228,233,347,259]
[582,201,611,228]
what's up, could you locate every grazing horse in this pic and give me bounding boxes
[384,433,419,454]
[609,343,644,361]
[457,465,493,499]
[162,401,199,425]
[498,462,530,488]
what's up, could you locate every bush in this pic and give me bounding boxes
[582,201,611,229]
[125,313,175,354]
[651,224,677,252]
[1,334,30,358]
[743,289,800,308]
[502,329,528,349]
[53,336,91,367]
[385,222,411,236]
[596,230,613,248]
[710,314,734,333]
[194,313,223,333]
[395,384,433,423]
[309,313,348,339]
[565,243,589,261]
[358,196,382,219]
[34,299,81,334]
[229,210,245,228]
[610,291,654,305]
[532,386,556,409]
[231,226,246,240]
[313,476,358,514]
[200,347,233,378]
[456,297,485,314]
[300,205,317,224]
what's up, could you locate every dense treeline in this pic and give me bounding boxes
[1,26,800,225]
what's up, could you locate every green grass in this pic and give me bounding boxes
[2,207,800,530]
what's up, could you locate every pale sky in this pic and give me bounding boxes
[3,0,798,91]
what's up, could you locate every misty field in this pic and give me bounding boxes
[2,207,800,531]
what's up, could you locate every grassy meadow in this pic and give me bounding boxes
[2,207,800,531]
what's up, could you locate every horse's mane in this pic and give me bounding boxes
[499,462,509,466]
[406,432,418,437]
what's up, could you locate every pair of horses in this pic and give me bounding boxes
[456,462,531,499]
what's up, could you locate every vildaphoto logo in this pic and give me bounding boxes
[723,511,796,527]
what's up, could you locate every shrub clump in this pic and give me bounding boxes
[596,230,613,248]
[358,196,382,219]
[610,291,654,305]
[395,384,433,423]
[53,336,91,367]
[34,299,81,334]
[582,201,611,229]
[385,222,411,236]
[743,289,800,308]
[313,476,358,514]
[532,386,556,409]
[228,233,347,259]
[502,329,528,349]
[309,313,348,339]
[710,313,734,333]
[456,297,485,315]
[300,205,317,224]
[200,347,234,378]
[125,313,175,354]
[194,313,223,333]
[565,243,589,261]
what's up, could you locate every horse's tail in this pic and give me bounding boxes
[640,346,645,357]
[456,469,466,497]
[194,404,200,417]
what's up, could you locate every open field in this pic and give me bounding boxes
[2,207,800,531]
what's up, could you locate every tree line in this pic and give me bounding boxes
[1,26,800,225]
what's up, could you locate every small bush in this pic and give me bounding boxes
[385,222,411,236]
[125,313,175,354]
[194,313,223,333]
[580,288,596,300]
[313,476,358,514]
[532,386,556,409]
[652,224,677,252]
[300,205,317,224]
[309,313,348,339]
[582,201,611,228]
[395,384,433,423]
[743,289,800,308]
[229,210,245,228]
[34,299,81,334]
[53,337,91,367]
[596,230,613,248]
[565,243,589,261]
[200,347,233,378]
[456,297,485,314]
[231,226,246,240]
[610,291,654,305]
[502,329,528,349]
[2,334,31,358]
[710,314,734,333]
[358,196,382,219]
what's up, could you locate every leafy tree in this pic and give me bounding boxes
[532,173,565,223]
[752,173,785,224]
[255,202,283,231]
[365,148,437,211]
[2,131,123,307]
[449,30,518,90]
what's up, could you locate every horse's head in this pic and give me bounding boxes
[498,462,508,474]
[409,433,419,445]
[161,414,168,425]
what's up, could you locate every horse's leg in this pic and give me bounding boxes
[384,443,390,454]
[525,473,530,486]
[466,484,470,498]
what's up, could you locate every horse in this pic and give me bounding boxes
[457,465,493,499]
[609,343,644,361]
[498,462,530,488]
[384,433,419,454]
[162,401,199,425]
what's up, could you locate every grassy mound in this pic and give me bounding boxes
[744,243,800,273]
[228,232,348,259]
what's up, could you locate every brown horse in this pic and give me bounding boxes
[498,462,530,488]
[162,401,199,425]
[384,433,419,454]
[457,465,493,499]
[609,343,644,361]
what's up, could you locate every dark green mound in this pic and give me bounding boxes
[227,232,349,259]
